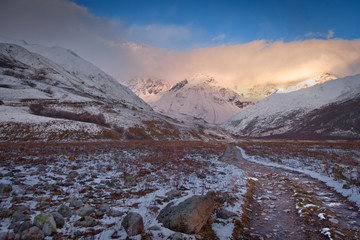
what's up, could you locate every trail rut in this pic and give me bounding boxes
[222,145,360,240]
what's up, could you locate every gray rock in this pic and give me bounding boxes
[51,212,65,228]
[121,212,144,236]
[21,226,44,240]
[99,203,110,213]
[68,170,78,178]
[157,190,216,234]
[171,232,184,240]
[14,221,32,234]
[37,164,46,172]
[0,231,15,240]
[0,183,12,193]
[77,206,95,217]
[124,176,136,187]
[165,190,181,200]
[68,197,83,209]
[74,216,97,227]
[58,204,72,217]
[12,206,31,223]
[148,225,161,231]
[108,208,122,217]
[33,213,57,236]
[216,209,237,219]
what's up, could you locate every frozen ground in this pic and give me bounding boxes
[0,141,246,239]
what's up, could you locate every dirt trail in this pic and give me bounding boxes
[222,145,360,240]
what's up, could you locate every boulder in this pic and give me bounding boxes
[74,216,97,227]
[157,190,216,234]
[216,209,237,219]
[58,204,72,217]
[21,226,44,240]
[68,197,83,209]
[51,212,65,228]
[11,205,31,223]
[77,206,95,217]
[165,190,181,200]
[33,213,57,236]
[99,203,110,214]
[13,221,32,234]
[121,212,144,236]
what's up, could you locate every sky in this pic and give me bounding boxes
[1,0,360,89]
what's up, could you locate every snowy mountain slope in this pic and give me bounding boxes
[238,73,337,99]
[0,42,230,141]
[127,74,254,124]
[122,77,171,103]
[222,75,360,139]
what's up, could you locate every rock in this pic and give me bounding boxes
[37,164,46,172]
[74,216,97,227]
[342,184,351,189]
[68,170,78,178]
[0,183,12,193]
[171,232,184,240]
[216,209,237,219]
[108,208,122,217]
[329,218,339,224]
[51,212,65,228]
[0,232,15,240]
[33,213,57,236]
[99,203,110,213]
[121,212,144,236]
[148,225,161,231]
[157,190,216,234]
[21,226,44,240]
[68,197,83,209]
[165,190,182,200]
[124,176,136,187]
[14,221,32,234]
[58,204,72,217]
[12,206,31,223]
[77,206,95,217]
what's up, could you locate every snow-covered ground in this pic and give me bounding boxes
[236,142,360,208]
[0,142,246,239]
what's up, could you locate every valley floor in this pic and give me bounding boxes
[0,140,359,239]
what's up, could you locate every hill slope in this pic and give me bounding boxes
[222,75,360,139]
[0,42,229,141]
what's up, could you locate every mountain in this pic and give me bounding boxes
[238,73,337,99]
[222,74,360,139]
[122,77,171,103]
[0,41,229,141]
[125,74,254,124]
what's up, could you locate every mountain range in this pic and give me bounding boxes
[222,74,360,139]
[0,39,229,141]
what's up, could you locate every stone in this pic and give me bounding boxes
[14,221,32,234]
[33,213,57,236]
[0,232,15,240]
[108,208,122,217]
[37,164,46,172]
[148,225,161,231]
[58,204,72,217]
[0,183,12,193]
[124,176,136,187]
[329,218,339,224]
[74,216,97,227]
[21,226,44,240]
[165,190,181,200]
[216,209,237,219]
[68,170,78,178]
[99,203,110,213]
[77,206,95,217]
[121,212,144,236]
[171,232,184,239]
[12,206,31,223]
[51,212,65,228]
[157,190,216,234]
[68,197,83,209]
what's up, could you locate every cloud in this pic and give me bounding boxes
[1,0,360,90]
[327,29,335,39]
[129,39,360,88]
[211,34,226,42]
